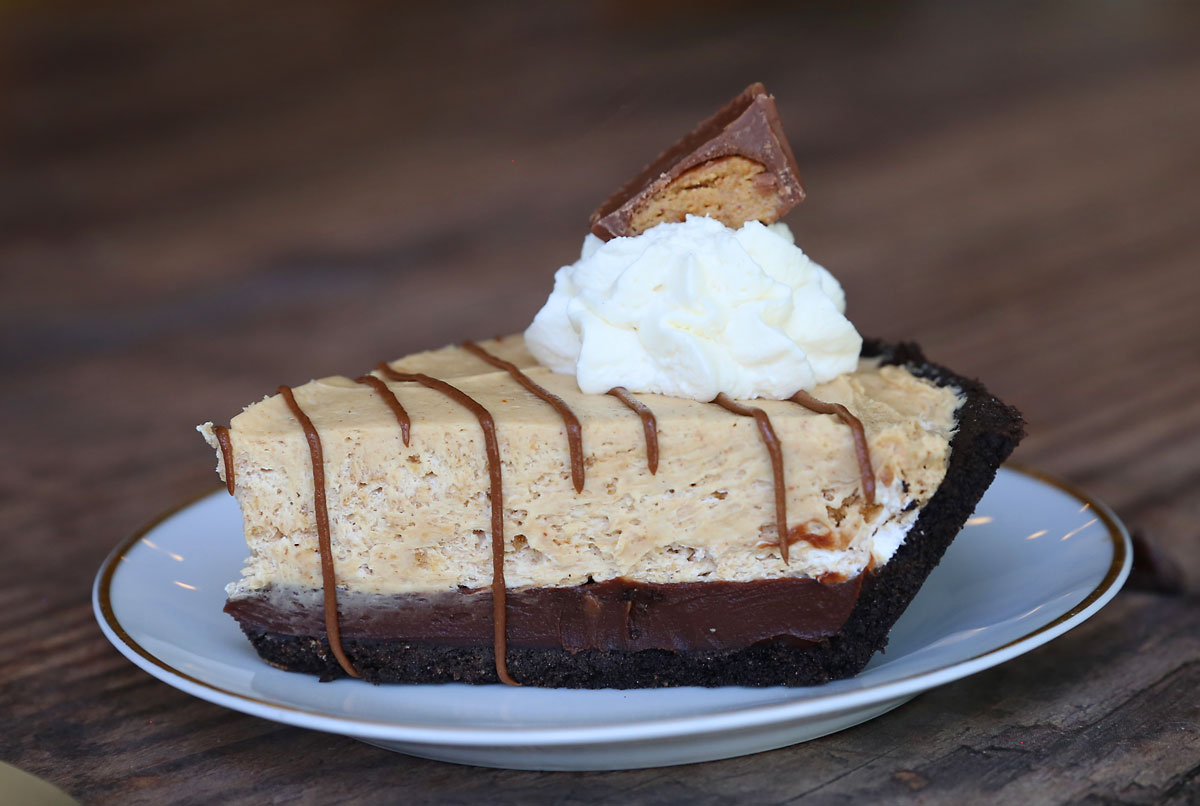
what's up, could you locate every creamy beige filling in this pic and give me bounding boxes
[201,336,961,596]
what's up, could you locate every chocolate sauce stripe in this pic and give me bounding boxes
[606,386,659,474]
[276,385,360,679]
[375,363,519,686]
[712,393,790,564]
[789,391,876,506]
[355,374,411,446]
[212,425,235,495]
[460,340,585,493]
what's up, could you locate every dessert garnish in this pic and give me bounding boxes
[591,82,804,240]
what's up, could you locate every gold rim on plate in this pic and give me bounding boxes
[93,464,1130,732]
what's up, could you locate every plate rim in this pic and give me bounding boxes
[92,464,1131,746]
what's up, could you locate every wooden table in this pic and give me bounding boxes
[3,2,1197,802]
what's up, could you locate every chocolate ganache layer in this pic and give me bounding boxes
[225,575,864,653]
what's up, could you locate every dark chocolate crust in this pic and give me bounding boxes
[233,341,1024,687]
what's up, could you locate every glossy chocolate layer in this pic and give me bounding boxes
[226,575,864,653]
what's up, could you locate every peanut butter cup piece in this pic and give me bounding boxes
[590,83,805,240]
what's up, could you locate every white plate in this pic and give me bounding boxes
[94,466,1129,771]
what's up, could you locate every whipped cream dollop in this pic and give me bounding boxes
[525,215,861,400]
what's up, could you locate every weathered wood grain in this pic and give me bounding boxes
[1,1,1197,803]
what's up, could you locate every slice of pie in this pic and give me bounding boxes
[200,83,1023,687]
[201,337,1021,687]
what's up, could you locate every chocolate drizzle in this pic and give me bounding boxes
[354,375,411,446]
[212,425,235,495]
[461,340,586,493]
[276,385,360,679]
[712,393,790,563]
[789,390,876,506]
[376,363,519,686]
[607,387,659,474]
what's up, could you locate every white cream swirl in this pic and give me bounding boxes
[525,216,861,400]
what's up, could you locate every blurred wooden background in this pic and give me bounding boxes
[1,1,1197,803]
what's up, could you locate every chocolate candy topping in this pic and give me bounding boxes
[590,82,805,240]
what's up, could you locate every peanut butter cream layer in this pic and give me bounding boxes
[201,335,961,596]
